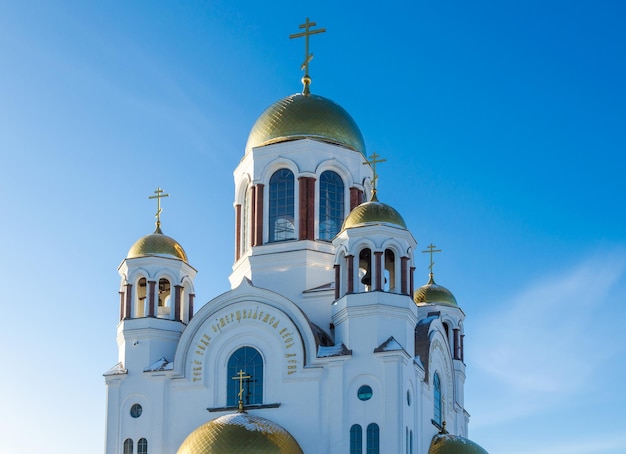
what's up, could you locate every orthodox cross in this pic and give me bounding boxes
[363,152,386,196]
[290,18,325,93]
[232,369,251,412]
[421,243,442,274]
[148,187,169,231]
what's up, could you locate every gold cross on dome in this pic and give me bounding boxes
[421,243,442,274]
[148,187,169,230]
[290,18,326,82]
[363,152,387,195]
[232,369,251,412]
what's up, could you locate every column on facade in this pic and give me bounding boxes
[334,264,340,300]
[174,285,182,322]
[148,280,156,317]
[189,293,195,321]
[350,187,364,210]
[235,204,242,260]
[253,184,264,246]
[346,254,354,294]
[125,284,132,319]
[298,177,315,240]
[374,251,383,291]
[400,257,409,295]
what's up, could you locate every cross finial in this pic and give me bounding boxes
[231,369,252,412]
[289,17,326,95]
[363,152,387,200]
[421,243,442,275]
[148,187,169,233]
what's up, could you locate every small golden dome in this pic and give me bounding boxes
[177,413,304,454]
[414,274,457,307]
[341,194,407,231]
[245,93,365,155]
[429,433,489,454]
[127,227,188,262]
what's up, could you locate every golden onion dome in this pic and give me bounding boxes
[429,433,489,454]
[245,92,365,155]
[414,274,457,307]
[341,193,407,231]
[127,227,188,262]
[177,413,304,454]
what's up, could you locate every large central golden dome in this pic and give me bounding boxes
[245,92,365,155]
[177,413,304,454]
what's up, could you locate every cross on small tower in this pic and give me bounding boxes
[421,243,442,275]
[231,369,251,412]
[363,152,387,198]
[289,17,326,94]
[148,187,169,232]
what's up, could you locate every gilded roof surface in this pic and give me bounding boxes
[414,274,458,307]
[127,228,188,262]
[341,196,407,231]
[429,433,489,454]
[245,93,365,154]
[177,413,304,454]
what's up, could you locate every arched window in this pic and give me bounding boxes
[269,169,295,242]
[358,248,372,292]
[157,278,171,318]
[366,423,379,454]
[137,438,148,454]
[241,184,251,254]
[434,372,442,425]
[350,424,363,454]
[319,170,344,241]
[135,278,147,317]
[410,430,413,454]
[123,439,133,454]
[227,346,263,407]
[384,249,396,292]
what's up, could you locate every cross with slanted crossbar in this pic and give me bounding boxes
[289,18,326,78]
[232,369,251,412]
[148,187,169,230]
[421,243,442,274]
[363,152,387,195]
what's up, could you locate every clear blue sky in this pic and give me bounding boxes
[1,1,625,453]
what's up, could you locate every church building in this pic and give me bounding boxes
[104,19,488,454]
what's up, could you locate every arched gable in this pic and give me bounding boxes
[173,279,318,385]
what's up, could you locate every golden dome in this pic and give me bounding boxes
[414,274,457,307]
[341,193,407,231]
[429,433,489,454]
[177,413,304,454]
[245,93,365,155]
[127,227,188,262]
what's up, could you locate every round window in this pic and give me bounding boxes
[130,403,143,418]
[357,385,373,401]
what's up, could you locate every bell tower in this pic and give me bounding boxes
[115,188,197,373]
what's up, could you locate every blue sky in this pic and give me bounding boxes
[1,1,625,453]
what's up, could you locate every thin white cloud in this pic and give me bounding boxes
[467,250,626,426]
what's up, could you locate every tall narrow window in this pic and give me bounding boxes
[269,169,295,242]
[384,249,396,292]
[319,170,344,241]
[136,278,147,317]
[350,424,363,454]
[137,438,148,454]
[359,248,372,292]
[123,439,133,454]
[227,346,264,406]
[366,423,380,454]
[434,372,442,425]
[157,278,171,318]
[241,184,251,254]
